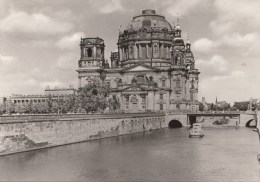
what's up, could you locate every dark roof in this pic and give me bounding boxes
[125,9,173,32]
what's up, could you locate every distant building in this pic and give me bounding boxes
[233,101,250,111]
[44,87,75,96]
[233,98,260,111]
[216,101,229,108]
[4,87,76,112]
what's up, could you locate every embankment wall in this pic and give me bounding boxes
[0,114,165,156]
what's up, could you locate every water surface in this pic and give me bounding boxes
[0,128,259,181]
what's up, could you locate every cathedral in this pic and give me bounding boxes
[77,9,200,112]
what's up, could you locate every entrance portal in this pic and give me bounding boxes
[168,120,182,128]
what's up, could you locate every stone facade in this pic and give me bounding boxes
[77,9,200,112]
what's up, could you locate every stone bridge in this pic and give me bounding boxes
[165,112,258,128]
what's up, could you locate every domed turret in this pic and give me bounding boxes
[118,9,175,68]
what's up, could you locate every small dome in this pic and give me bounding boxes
[125,9,173,32]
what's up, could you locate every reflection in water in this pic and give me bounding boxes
[0,128,259,181]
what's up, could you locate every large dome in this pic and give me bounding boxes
[125,9,173,32]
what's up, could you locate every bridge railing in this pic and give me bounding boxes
[165,110,242,115]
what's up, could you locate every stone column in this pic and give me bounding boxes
[158,43,160,58]
[93,45,96,58]
[119,93,123,110]
[101,48,104,59]
[123,47,126,60]
[78,76,82,88]
[161,43,164,59]
[166,92,170,111]
[146,44,149,58]
[126,47,129,60]
[166,46,169,59]
[134,44,138,59]
[147,91,154,111]
[139,45,142,59]
[119,48,123,61]
[81,47,84,58]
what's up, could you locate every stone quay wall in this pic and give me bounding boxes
[0,113,165,156]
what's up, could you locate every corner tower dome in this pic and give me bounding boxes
[125,9,173,32]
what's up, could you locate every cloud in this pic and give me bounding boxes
[221,33,258,47]
[40,81,67,89]
[241,62,247,67]
[56,53,77,70]
[88,0,125,14]
[192,38,217,53]
[0,54,16,73]
[210,0,260,35]
[197,55,229,77]
[0,54,16,63]
[209,70,246,81]
[56,32,85,49]
[165,0,202,17]
[220,32,260,56]
[199,70,250,103]
[193,32,260,56]
[0,11,73,35]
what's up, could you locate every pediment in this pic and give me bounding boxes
[128,65,153,71]
[121,85,147,91]
[121,63,159,72]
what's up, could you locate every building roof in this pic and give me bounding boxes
[125,9,173,32]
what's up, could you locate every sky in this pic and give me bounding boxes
[0,0,259,104]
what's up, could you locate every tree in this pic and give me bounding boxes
[108,95,121,111]
[24,102,33,113]
[64,95,77,113]
[8,102,15,114]
[230,106,238,111]
[199,102,204,111]
[77,79,109,113]
[211,103,214,111]
[51,102,59,113]
[0,103,6,114]
[15,104,26,114]
[46,95,53,113]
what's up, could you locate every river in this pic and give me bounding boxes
[0,127,259,181]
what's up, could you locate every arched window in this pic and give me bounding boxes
[87,48,92,57]
[162,80,166,87]
[191,79,195,89]
[176,55,181,65]
[176,78,181,87]
[154,44,158,53]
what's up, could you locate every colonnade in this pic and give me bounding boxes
[80,45,104,59]
[119,43,171,61]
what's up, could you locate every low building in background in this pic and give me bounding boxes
[233,101,250,111]
[3,87,76,113]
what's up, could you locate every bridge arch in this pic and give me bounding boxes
[168,120,183,128]
[246,119,256,128]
